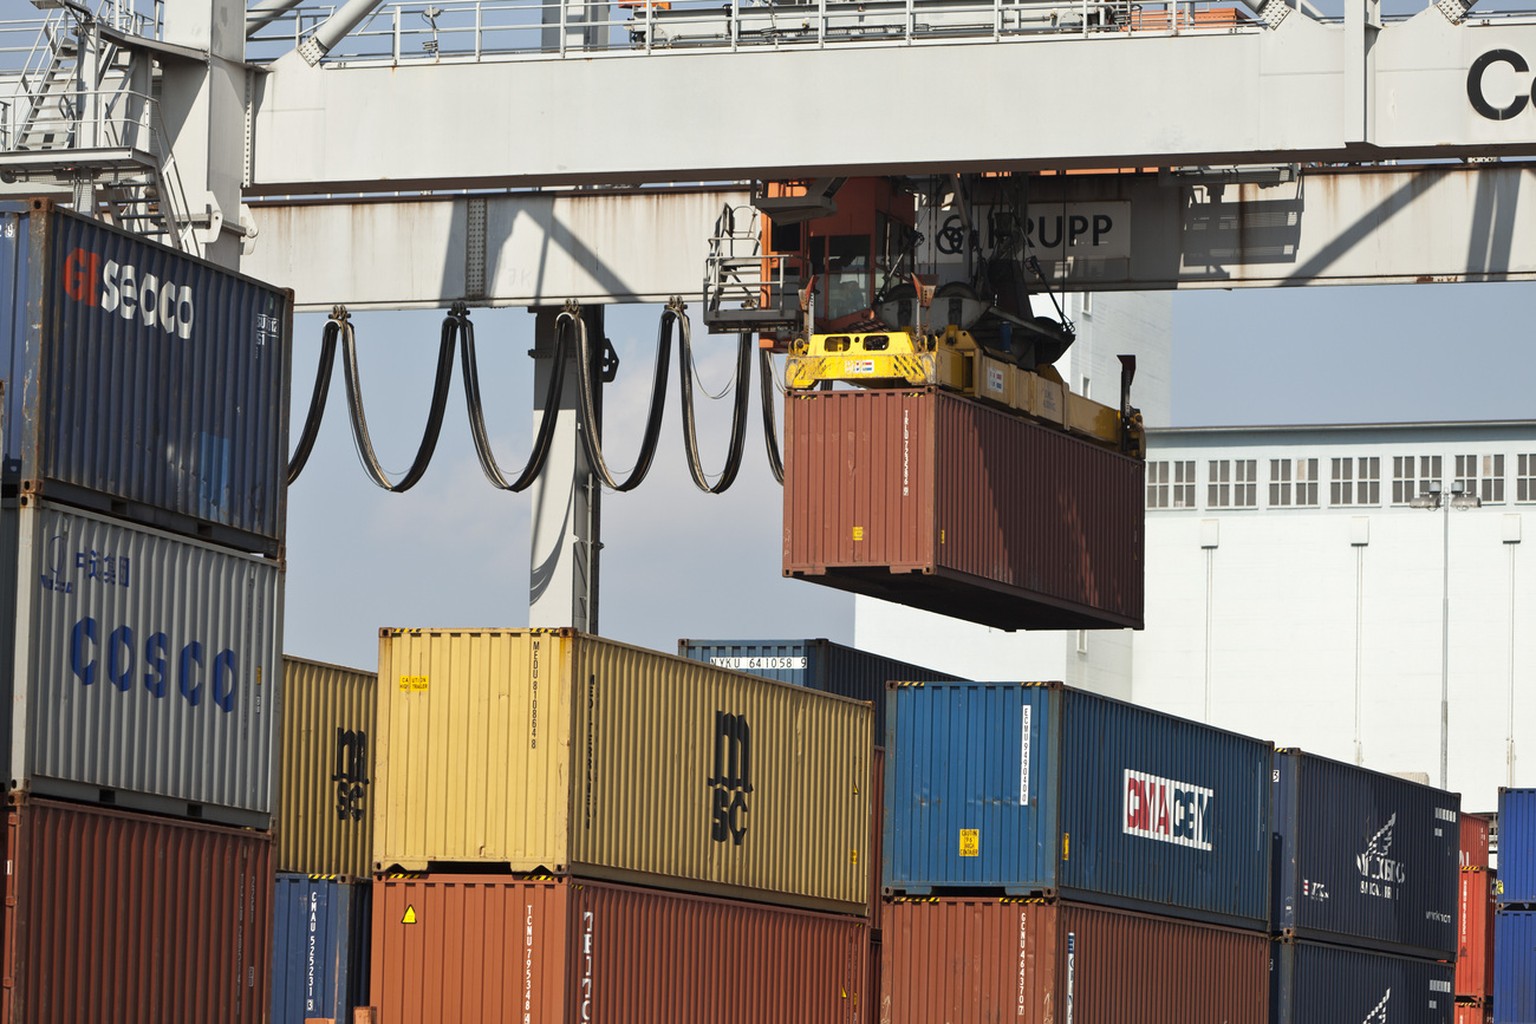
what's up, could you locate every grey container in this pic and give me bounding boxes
[0,495,281,826]
[677,637,957,729]
[1272,748,1460,959]
[1,199,290,555]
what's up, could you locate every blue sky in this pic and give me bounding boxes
[281,283,1536,670]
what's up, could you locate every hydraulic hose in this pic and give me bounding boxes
[570,303,674,492]
[678,318,751,494]
[759,347,784,485]
[456,305,570,492]
[286,307,343,485]
[340,311,454,492]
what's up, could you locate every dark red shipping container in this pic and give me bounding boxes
[870,746,885,932]
[2,797,272,1023]
[1463,812,1492,869]
[879,897,1268,1024]
[369,875,871,1024]
[783,388,1144,631]
[1458,866,1495,1003]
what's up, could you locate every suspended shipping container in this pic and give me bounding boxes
[678,636,956,727]
[883,680,1272,929]
[783,387,1144,631]
[1273,749,1460,958]
[0,496,281,826]
[1499,788,1536,906]
[878,896,1268,1024]
[278,656,376,876]
[1494,909,1536,1024]
[273,873,371,1024]
[368,874,870,1024]
[3,796,271,1024]
[1464,811,1492,870]
[0,199,290,554]
[1460,867,1496,1004]
[1271,941,1455,1024]
[375,628,872,914]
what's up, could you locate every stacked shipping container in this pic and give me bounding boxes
[270,657,378,1024]
[364,629,876,1023]
[879,680,1273,1022]
[1495,788,1536,1024]
[0,200,291,1019]
[1270,750,1461,1024]
[1460,813,1497,1018]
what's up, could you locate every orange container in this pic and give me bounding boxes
[369,875,870,1023]
[1457,866,1496,1002]
[880,897,1267,1024]
[1456,1002,1492,1024]
[1462,812,1492,869]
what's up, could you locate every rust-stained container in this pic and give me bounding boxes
[1,199,290,554]
[278,656,377,877]
[1464,812,1492,869]
[369,874,870,1024]
[782,387,1144,631]
[374,628,872,914]
[3,795,272,1023]
[1460,866,1496,1004]
[878,896,1268,1024]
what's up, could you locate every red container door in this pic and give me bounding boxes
[1456,867,1495,1003]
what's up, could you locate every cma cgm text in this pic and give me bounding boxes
[63,247,195,340]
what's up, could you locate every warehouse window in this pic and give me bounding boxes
[1233,459,1257,508]
[1147,461,1170,509]
[1393,455,1442,505]
[1173,460,1196,508]
[1455,454,1480,503]
[1272,458,1320,507]
[1479,454,1505,504]
[1296,458,1319,506]
[1270,458,1291,506]
[1330,458,1354,505]
[1520,454,1536,503]
[1208,460,1231,508]
[1332,457,1379,506]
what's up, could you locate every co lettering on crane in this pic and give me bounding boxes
[61,247,196,340]
[68,615,238,712]
[1468,50,1536,121]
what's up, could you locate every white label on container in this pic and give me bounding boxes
[1020,705,1031,806]
[708,656,809,671]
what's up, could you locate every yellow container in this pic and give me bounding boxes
[374,628,873,915]
[276,656,377,877]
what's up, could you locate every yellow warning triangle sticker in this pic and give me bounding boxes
[402,904,418,925]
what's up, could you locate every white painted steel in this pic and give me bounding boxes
[5,498,282,826]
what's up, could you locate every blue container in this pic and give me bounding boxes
[0,199,290,555]
[272,874,371,1024]
[1498,788,1536,907]
[1495,909,1536,1023]
[677,637,955,728]
[883,680,1272,929]
[1270,940,1454,1024]
[1273,749,1460,959]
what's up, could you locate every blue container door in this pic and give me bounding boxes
[1056,688,1271,929]
[272,875,365,1024]
[883,682,1057,894]
[1498,788,1536,906]
[1494,910,1536,1023]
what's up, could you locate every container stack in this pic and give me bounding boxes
[0,199,290,1020]
[1270,750,1461,1024]
[1459,813,1496,1024]
[1494,788,1536,1024]
[271,657,378,1024]
[364,628,874,1023]
[879,680,1274,1023]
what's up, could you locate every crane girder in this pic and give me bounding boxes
[240,164,1536,309]
[249,7,1536,193]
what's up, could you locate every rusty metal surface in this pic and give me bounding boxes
[3,797,272,1024]
[784,388,1143,631]
[369,875,871,1024]
[879,898,1267,1024]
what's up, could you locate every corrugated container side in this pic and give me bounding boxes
[1463,812,1492,869]
[273,874,371,1024]
[375,629,871,915]
[1459,867,1496,1003]
[1494,909,1536,1023]
[783,388,1144,631]
[879,897,1268,1024]
[3,796,272,1024]
[1460,1004,1494,1024]
[2,201,290,552]
[278,657,377,876]
[1270,941,1455,1024]
[5,497,281,825]
[870,746,884,931]
[370,875,870,1024]
[1273,749,1460,958]
[883,680,1271,929]
[1498,788,1536,905]
[677,636,957,726]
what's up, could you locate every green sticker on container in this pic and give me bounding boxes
[959,828,979,858]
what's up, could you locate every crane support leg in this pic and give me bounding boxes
[528,305,604,632]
